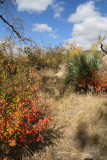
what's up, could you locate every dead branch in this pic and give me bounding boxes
[0,0,36,44]
[100,44,107,54]
[0,0,6,4]
[98,33,107,54]
[0,14,36,44]
[0,14,22,39]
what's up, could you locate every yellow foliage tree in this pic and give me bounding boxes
[68,43,83,59]
[89,43,99,52]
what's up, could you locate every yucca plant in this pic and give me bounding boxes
[66,52,102,92]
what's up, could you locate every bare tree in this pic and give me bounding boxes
[98,33,107,54]
[0,0,32,42]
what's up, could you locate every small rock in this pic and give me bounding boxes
[56,71,63,78]
[84,154,93,160]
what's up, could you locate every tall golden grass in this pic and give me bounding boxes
[27,68,107,160]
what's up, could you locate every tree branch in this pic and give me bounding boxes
[98,33,107,54]
[0,14,22,38]
[0,14,34,43]
[0,1,37,44]
[0,0,6,4]
[101,44,107,54]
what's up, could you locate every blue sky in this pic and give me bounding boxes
[0,0,107,49]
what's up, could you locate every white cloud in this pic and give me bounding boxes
[52,2,64,18]
[32,23,58,39]
[32,23,52,32]
[49,31,59,39]
[67,1,100,22]
[67,1,107,49]
[16,0,53,12]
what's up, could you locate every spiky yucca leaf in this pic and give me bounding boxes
[66,52,102,91]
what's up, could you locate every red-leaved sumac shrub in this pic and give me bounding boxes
[97,74,107,94]
[77,67,107,94]
[0,67,51,147]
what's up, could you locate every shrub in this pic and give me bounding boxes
[66,52,103,92]
[0,66,51,148]
[0,43,51,151]
[43,47,65,69]
[25,46,66,69]
[67,42,83,59]
[98,74,107,94]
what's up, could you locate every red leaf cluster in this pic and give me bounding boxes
[0,67,51,147]
[77,68,107,94]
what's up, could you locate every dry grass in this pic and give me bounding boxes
[48,94,107,160]
[7,68,106,160]
[25,68,106,160]
[26,92,106,160]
